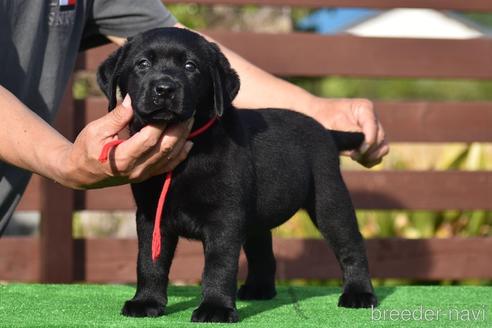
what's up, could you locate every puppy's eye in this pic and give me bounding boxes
[184,61,198,72]
[136,59,151,70]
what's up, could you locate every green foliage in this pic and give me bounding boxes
[166,4,208,29]
[291,8,313,25]
[464,13,492,28]
[289,77,492,101]
[243,5,260,14]
[272,210,321,239]
[72,78,90,100]
[374,212,395,237]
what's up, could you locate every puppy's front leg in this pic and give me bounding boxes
[191,223,243,323]
[122,210,178,317]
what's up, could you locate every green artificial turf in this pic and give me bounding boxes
[0,284,490,327]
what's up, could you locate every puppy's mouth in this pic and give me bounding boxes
[152,95,175,106]
[136,97,185,124]
[130,109,182,135]
[135,103,193,127]
[138,108,179,124]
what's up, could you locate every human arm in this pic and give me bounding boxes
[0,86,193,189]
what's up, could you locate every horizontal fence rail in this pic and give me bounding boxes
[74,97,492,143]
[164,0,492,12]
[18,171,492,211]
[344,171,492,210]
[80,34,492,79]
[206,32,492,79]
[374,102,492,143]
[1,237,491,282]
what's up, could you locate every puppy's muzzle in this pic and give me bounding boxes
[134,75,189,127]
[152,78,177,105]
[153,80,177,99]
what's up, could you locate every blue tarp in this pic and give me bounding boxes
[297,8,380,34]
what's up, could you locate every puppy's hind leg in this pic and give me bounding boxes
[121,209,178,317]
[237,229,277,300]
[307,174,378,308]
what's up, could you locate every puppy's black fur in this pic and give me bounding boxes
[97,27,377,323]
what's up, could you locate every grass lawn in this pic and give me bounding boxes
[0,284,490,327]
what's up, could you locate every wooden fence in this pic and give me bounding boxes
[0,0,491,283]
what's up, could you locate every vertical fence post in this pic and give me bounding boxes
[39,80,76,283]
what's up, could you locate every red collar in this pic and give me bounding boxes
[188,116,218,139]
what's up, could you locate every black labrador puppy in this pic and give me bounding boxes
[97,27,377,323]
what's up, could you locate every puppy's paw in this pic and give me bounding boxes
[121,299,165,317]
[338,292,378,308]
[191,303,239,323]
[237,283,277,300]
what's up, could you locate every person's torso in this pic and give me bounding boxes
[0,0,88,122]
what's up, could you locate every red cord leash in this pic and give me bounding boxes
[151,170,173,262]
[98,117,218,263]
[98,140,125,163]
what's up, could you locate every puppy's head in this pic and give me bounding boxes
[97,27,240,133]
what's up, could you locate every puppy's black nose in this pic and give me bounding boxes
[154,81,176,96]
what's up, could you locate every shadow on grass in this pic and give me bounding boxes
[238,286,395,321]
[161,285,395,321]
[238,286,333,321]
[165,296,201,315]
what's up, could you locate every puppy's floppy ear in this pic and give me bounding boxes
[96,45,130,111]
[208,42,240,117]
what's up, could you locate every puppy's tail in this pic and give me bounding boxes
[329,130,365,152]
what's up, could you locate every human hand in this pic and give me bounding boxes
[309,97,389,167]
[59,95,193,189]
